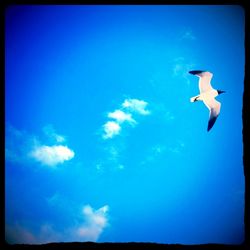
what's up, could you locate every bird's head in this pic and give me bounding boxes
[217,90,226,95]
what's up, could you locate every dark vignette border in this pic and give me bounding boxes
[1,1,249,250]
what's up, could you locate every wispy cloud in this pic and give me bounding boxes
[117,164,125,170]
[141,140,185,166]
[101,98,150,140]
[165,111,175,121]
[180,29,196,41]
[6,223,64,244]
[46,192,62,206]
[5,204,109,244]
[152,145,167,154]
[6,223,37,244]
[5,124,38,164]
[106,145,119,162]
[152,103,175,123]
[172,57,196,85]
[122,98,150,115]
[95,162,104,173]
[30,145,75,167]
[168,140,185,154]
[43,124,66,143]
[141,144,167,165]
[5,124,75,167]
[95,143,126,173]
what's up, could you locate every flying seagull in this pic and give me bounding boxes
[189,70,225,131]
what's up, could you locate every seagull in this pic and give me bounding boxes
[189,70,225,131]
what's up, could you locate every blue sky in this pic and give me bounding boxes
[5,5,245,244]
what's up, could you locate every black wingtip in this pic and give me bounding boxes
[189,70,205,75]
[207,116,218,132]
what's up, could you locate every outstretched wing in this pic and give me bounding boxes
[204,98,221,132]
[189,70,213,93]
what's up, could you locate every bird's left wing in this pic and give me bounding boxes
[205,99,221,131]
[189,70,213,93]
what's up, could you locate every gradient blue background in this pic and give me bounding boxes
[5,5,245,244]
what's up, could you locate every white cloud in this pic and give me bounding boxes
[83,205,109,226]
[101,98,150,140]
[6,204,109,244]
[30,145,75,167]
[108,109,136,125]
[5,124,75,167]
[76,205,109,242]
[102,121,121,139]
[122,98,150,115]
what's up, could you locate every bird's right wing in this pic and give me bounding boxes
[205,99,221,132]
[189,70,213,93]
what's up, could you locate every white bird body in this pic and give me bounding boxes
[189,70,225,131]
[191,89,218,102]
